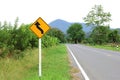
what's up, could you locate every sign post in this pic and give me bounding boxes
[30,17,50,77]
[39,38,41,76]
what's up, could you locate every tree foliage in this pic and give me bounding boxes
[108,30,120,43]
[0,18,60,58]
[90,26,110,44]
[47,28,66,43]
[83,5,119,45]
[42,35,59,47]
[83,5,111,27]
[67,23,85,43]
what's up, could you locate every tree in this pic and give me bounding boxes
[42,35,59,47]
[67,23,85,43]
[47,28,66,43]
[108,30,120,43]
[83,5,111,27]
[90,26,110,44]
[14,17,19,29]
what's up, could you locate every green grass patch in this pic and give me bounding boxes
[0,48,38,80]
[40,44,70,80]
[87,44,120,52]
[0,44,71,80]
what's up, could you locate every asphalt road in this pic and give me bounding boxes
[67,44,120,80]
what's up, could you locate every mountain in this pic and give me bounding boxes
[49,19,72,33]
[49,19,92,34]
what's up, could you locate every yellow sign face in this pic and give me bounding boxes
[30,17,50,38]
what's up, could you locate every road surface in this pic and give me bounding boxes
[67,44,120,80]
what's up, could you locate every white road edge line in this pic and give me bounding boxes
[66,45,90,80]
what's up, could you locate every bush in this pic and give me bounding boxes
[42,35,60,48]
[0,20,60,59]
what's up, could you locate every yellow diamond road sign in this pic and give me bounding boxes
[30,17,50,38]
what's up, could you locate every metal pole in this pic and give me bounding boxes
[39,38,41,77]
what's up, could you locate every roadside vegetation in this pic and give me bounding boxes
[0,17,70,80]
[87,44,120,52]
[39,44,70,80]
[0,44,70,80]
[83,5,120,51]
[67,5,120,52]
[0,18,62,58]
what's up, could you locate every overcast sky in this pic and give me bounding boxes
[0,0,120,28]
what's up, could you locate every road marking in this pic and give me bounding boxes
[67,45,90,80]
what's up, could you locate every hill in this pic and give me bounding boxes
[49,19,72,33]
[49,19,92,34]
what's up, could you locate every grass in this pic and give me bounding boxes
[39,44,70,80]
[87,44,120,52]
[0,48,38,80]
[0,44,71,80]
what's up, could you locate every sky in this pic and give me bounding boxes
[0,0,120,28]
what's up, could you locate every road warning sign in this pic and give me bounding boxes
[30,17,50,38]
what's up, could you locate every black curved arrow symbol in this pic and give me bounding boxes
[35,22,44,34]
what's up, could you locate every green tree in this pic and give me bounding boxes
[67,23,85,43]
[83,5,111,27]
[116,28,120,34]
[90,26,110,44]
[42,35,59,47]
[14,17,19,29]
[47,28,66,43]
[0,21,13,57]
[108,30,120,43]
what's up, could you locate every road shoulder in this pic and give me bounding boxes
[67,45,84,80]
